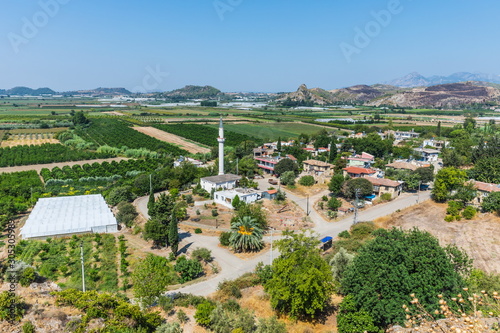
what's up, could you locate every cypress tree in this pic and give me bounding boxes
[169,214,179,257]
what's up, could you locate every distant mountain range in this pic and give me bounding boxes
[386,72,500,87]
[0,86,131,97]
[278,81,500,108]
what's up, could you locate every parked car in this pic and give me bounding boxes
[268,178,278,185]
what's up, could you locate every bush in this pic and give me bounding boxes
[195,301,216,326]
[219,232,231,246]
[350,222,377,239]
[279,171,296,186]
[19,267,37,287]
[256,316,287,333]
[298,175,315,186]
[337,295,381,333]
[211,209,218,217]
[462,205,476,220]
[191,247,212,262]
[172,293,208,307]
[338,230,351,239]
[447,200,464,216]
[444,215,455,222]
[328,197,342,211]
[176,309,188,323]
[22,321,36,333]
[380,193,392,201]
[194,228,202,234]
[217,280,242,300]
[158,295,174,313]
[174,256,203,283]
[155,321,182,333]
[116,202,138,228]
[322,195,328,201]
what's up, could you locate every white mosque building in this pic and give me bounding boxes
[199,116,261,209]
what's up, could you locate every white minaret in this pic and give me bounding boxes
[218,116,225,175]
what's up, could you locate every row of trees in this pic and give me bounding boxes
[0,143,112,167]
[75,118,188,155]
[153,123,260,148]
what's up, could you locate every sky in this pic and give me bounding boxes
[1,0,499,92]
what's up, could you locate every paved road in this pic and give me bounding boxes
[134,177,431,296]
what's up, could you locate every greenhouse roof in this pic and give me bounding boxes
[20,194,117,239]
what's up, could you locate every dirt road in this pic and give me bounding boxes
[132,127,210,154]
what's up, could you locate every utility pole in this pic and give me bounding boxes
[80,241,86,292]
[236,158,239,175]
[306,196,310,216]
[270,228,273,266]
[417,181,421,203]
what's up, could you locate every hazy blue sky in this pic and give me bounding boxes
[1,0,499,92]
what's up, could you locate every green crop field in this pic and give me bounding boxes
[210,122,331,141]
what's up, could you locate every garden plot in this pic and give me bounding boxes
[2,132,59,147]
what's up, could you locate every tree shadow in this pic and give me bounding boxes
[177,242,194,255]
[179,231,191,241]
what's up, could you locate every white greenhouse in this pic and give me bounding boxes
[20,194,118,240]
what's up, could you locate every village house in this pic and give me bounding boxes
[342,166,377,178]
[254,154,297,175]
[200,174,242,193]
[302,159,335,177]
[346,152,375,168]
[413,148,440,162]
[469,180,500,206]
[365,177,403,199]
[213,188,262,209]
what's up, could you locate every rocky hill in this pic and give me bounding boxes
[156,85,222,100]
[368,82,500,108]
[0,87,56,96]
[279,81,500,108]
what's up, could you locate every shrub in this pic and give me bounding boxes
[328,197,342,211]
[194,228,202,234]
[176,309,188,323]
[19,267,37,287]
[337,295,381,333]
[318,202,324,210]
[338,230,351,239]
[0,291,26,321]
[462,205,476,220]
[158,295,174,313]
[298,175,315,186]
[211,209,218,217]
[380,193,392,201]
[116,201,138,228]
[191,247,212,262]
[185,194,194,204]
[219,232,231,246]
[196,209,200,215]
[172,293,208,307]
[174,256,203,283]
[217,280,242,300]
[256,316,287,333]
[279,171,296,186]
[350,222,377,239]
[322,195,328,201]
[444,215,455,222]
[447,200,464,216]
[195,301,216,326]
[155,321,182,333]
[22,321,35,333]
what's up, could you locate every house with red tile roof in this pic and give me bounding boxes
[469,180,500,206]
[342,166,377,178]
[365,177,403,199]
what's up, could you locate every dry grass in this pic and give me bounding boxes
[132,126,210,154]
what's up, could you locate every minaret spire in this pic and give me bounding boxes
[218,115,225,175]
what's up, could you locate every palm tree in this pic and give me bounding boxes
[229,216,264,252]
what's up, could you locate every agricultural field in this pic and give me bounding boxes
[0,143,113,167]
[210,121,333,141]
[74,118,188,155]
[132,127,211,154]
[153,123,260,147]
[1,132,59,147]
[15,234,121,292]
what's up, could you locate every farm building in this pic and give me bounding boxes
[20,194,118,240]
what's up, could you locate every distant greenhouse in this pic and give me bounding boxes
[20,194,118,240]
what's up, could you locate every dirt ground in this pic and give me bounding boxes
[1,138,59,147]
[132,126,211,154]
[0,157,128,174]
[375,200,500,274]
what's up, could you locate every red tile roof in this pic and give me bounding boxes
[266,190,278,194]
[343,166,376,175]
[365,177,402,187]
[471,181,500,193]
